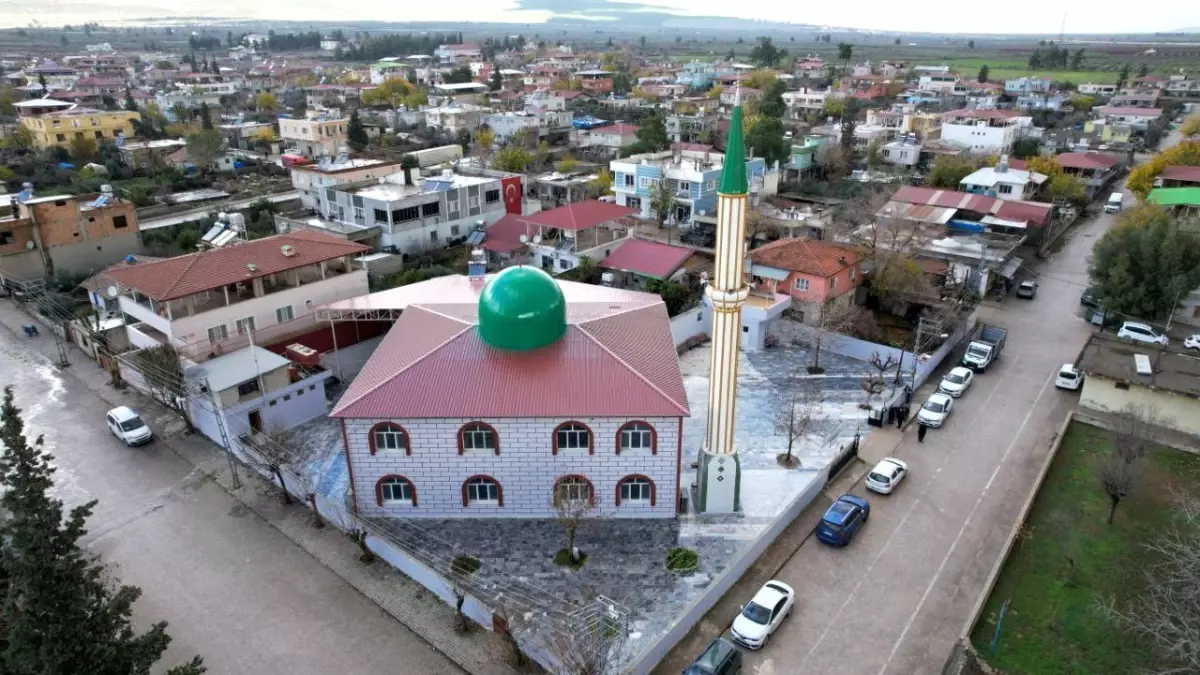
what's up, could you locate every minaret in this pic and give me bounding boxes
[697,91,750,514]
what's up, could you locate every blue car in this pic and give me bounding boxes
[815,494,870,547]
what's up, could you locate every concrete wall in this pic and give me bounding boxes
[344,416,681,519]
[628,465,831,675]
[670,305,710,347]
[1080,375,1200,437]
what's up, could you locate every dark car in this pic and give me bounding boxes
[1080,286,1102,309]
[683,637,742,675]
[1016,281,1038,299]
[815,494,870,547]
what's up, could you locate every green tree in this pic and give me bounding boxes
[493,144,532,172]
[589,167,614,195]
[347,109,368,149]
[444,66,473,84]
[757,80,787,119]
[1011,138,1041,159]
[1047,174,1087,208]
[255,92,277,111]
[123,89,138,112]
[649,178,676,231]
[555,153,578,174]
[0,386,207,675]
[489,70,502,91]
[1136,63,1149,77]
[1089,205,1200,321]
[185,129,224,171]
[1116,63,1130,89]
[1180,114,1200,138]
[967,39,975,49]
[927,154,979,188]
[612,71,632,95]
[745,116,790,168]
[836,42,853,80]
[634,113,669,152]
[977,64,989,83]
[69,135,97,161]
[198,101,212,130]
[749,36,786,68]
[645,279,691,316]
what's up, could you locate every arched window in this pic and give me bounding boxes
[375,475,416,506]
[462,475,503,506]
[616,421,656,454]
[459,422,499,455]
[554,475,595,506]
[616,475,656,506]
[553,421,593,454]
[369,422,410,455]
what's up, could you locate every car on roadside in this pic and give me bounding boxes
[916,392,954,428]
[1055,364,1084,390]
[938,367,974,398]
[1185,335,1200,351]
[1080,286,1102,309]
[106,406,153,446]
[865,458,909,495]
[1015,281,1038,299]
[816,494,870,547]
[1117,321,1169,346]
[683,637,743,675]
[729,581,796,650]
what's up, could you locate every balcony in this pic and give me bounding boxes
[742,288,791,322]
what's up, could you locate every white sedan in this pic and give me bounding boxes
[1056,364,1084,390]
[1185,335,1200,351]
[866,458,909,494]
[729,580,795,650]
[938,366,974,398]
[917,392,954,428]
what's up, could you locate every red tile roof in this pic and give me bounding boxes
[749,238,864,277]
[600,238,693,279]
[105,231,368,301]
[1160,165,1200,184]
[590,123,640,137]
[890,186,1053,226]
[481,214,534,253]
[329,276,689,419]
[1054,152,1120,170]
[519,200,638,231]
[945,109,1018,121]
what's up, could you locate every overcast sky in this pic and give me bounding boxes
[0,0,1197,34]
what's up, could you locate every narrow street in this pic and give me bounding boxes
[0,325,463,675]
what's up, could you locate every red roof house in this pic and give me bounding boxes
[600,238,694,280]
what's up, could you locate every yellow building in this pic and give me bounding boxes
[20,107,140,150]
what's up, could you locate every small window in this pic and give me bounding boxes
[421,202,440,217]
[464,476,501,505]
[795,277,810,291]
[559,258,570,270]
[112,215,128,229]
[623,174,634,187]
[555,476,593,505]
[450,224,460,236]
[0,230,13,245]
[830,277,837,291]
[235,316,256,335]
[373,208,388,223]
[207,324,229,343]
[459,422,498,454]
[276,306,294,323]
[618,422,655,453]
[268,399,277,406]
[429,230,438,241]
[377,476,415,505]
[618,477,654,504]
[236,379,260,397]
[353,207,364,221]
[469,196,480,208]
[94,130,104,139]
[392,206,420,222]
[998,184,1013,194]
[849,267,856,281]
[485,188,500,204]
[371,423,409,454]
[56,134,66,142]
[554,422,591,453]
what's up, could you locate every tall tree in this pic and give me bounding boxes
[836,42,853,80]
[0,387,206,675]
[1089,205,1200,321]
[634,113,669,152]
[977,64,990,83]
[1137,63,1149,77]
[123,88,138,112]
[750,36,786,68]
[745,116,790,168]
[347,109,368,149]
[1116,63,1130,90]
[185,129,224,172]
[488,69,502,91]
[198,101,212,130]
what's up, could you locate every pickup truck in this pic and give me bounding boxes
[961,324,1007,372]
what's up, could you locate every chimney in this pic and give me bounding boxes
[997,154,1009,173]
[467,248,487,280]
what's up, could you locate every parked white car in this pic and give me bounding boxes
[730,580,796,650]
[1055,364,1084,390]
[106,406,153,446]
[917,393,954,428]
[938,367,974,398]
[1185,335,1200,351]
[866,458,909,494]
[1117,321,1168,345]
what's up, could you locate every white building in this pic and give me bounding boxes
[424,102,490,135]
[329,268,688,519]
[279,112,349,158]
[918,74,960,93]
[879,136,921,167]
[316,169,508,253]
[290,156,405,210]
[959,157,1048,201]
[940,109,1020,154]
[104,231,371,357]
[1077,83,1118,96]
[482,109,574,143]
[320,38,341,52]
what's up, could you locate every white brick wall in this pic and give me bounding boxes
[344,416,682,519]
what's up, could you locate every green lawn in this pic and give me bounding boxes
[969,422,1200,675]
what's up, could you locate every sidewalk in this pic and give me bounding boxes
[0,300,522,675]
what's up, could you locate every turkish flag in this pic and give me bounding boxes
[502,176,522,215]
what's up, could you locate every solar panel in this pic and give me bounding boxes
[466,230,485,245]
[201,224,225,243]
[1134,354,1152,376]
[212,230,238,247]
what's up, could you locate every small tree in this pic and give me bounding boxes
[775,375,823,468]
[1098,404,1162,524]
[801,301,862,374]
[347,109,368,148]
[552,488,595,567]
[246,425,296,505]
[589,167,614,196]
[255,91,277,111]
[977,64,989,83]
[649,178,676,232]
[493,144,532,172]
[1098,450,1142,525]
[556,153,578,174]
[69,135,98,161]
[129,344,190,421]
[185,128,224,172]
[473,125,495,158]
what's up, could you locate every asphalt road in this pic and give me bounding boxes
[0,326,463,675]
[694,192,1134,675]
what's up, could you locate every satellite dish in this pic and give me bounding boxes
[25,241,35,250]
[106,285,119,298]
[519,234,529,243]
[533,235,542,244]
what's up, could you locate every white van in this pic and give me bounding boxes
[1105,192,1123,213]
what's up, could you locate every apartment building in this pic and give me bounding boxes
[1077,83,1118,96]
[917,74,960,93]
[17,102,138,149]
[1004,77,1051,95]
[666,112,716,143]
[425,103,490,136]
[940,109,1019,154]
[279,112,349,158]
[0,189,139,280]
[104,231,369,356]
[610,148,769,226]
[290,157,405,210]
[317,170,508,254]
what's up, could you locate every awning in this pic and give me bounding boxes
[750,264,790,281]
[981,215,1029,230]
[998,256,1023,280]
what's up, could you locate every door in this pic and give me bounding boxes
[107,414,117,436]
[248,409,262,433]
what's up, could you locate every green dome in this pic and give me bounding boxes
[477,266,567,351]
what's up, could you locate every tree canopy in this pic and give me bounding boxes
[927,154,982,188]
[0,386,206,675]
[749,37,787,68]
[1089,205,1200,321]
[1126,140,1200,198]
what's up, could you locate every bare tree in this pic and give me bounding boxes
[541,593,630,675]
[448,554,481,633]
[799,300,863,374]
[830,190,934,304]
[1097,491,1200,671]
[553,489,596,566]
[245,424,296,505]
[1109,403,1164,464]
[868,350,901,400]
[775,375,824,468]
[1098,449,1143,524]
[857,350,896,410]
[127,344,192,427]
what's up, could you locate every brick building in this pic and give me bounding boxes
[329,265,689,519]
[0,188,140,280]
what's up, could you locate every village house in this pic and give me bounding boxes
[748,238,864,327]
[0,188,140,280]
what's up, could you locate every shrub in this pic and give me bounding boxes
[666,547,699,572]
[450,554,481,576]
[552,548,588,570]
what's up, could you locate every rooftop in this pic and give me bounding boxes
[296,157,400,174]
[1054,151,1121,171]
[348,173,494,202]
[600,238,694,279]
[327,274,688,419]
[1078,332,1200,398]
[1147,187,1200,207]
[185,346,291,392]
[959,166,1048,187]
[590,123,640,136]
[1160,165,1200,183]
[749,238,865,277]
[432,82,489,92]
[104,231,369,301]
[890,186,1053,226]
[1094,106,1163,117]
[519,199,638,232]
[944,109,1018,122]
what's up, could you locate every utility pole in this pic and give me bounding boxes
[202,376,241,489]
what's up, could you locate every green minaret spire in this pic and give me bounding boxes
[718,104,748,195]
